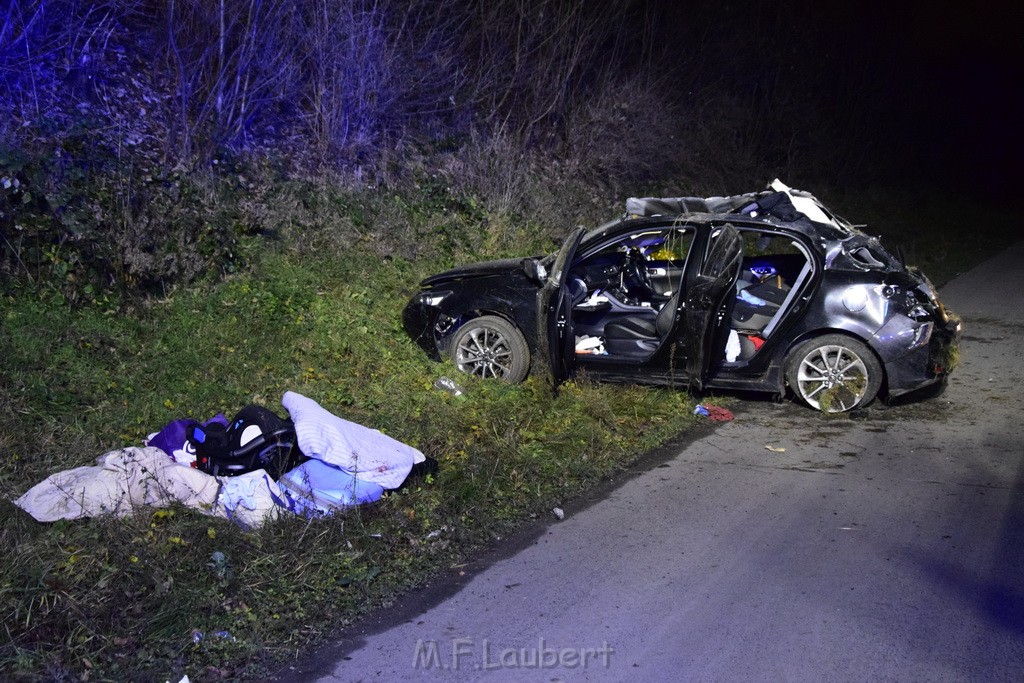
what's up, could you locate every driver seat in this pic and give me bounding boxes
[603,292,681,355]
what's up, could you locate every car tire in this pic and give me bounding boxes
[785,334,883,413]
[449,315,530,383]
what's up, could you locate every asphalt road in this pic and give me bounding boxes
[298,242,1024,682]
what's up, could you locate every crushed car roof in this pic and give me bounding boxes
[625,179,854,237]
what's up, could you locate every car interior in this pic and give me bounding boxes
[567,226,812,363]
[566,227,691,359]
[727,230,812,361]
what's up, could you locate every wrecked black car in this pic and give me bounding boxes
[403,180,960,412]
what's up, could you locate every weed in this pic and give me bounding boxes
[816,371,868,414]
[939,317,962,374]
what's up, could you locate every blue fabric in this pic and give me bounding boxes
[279,459,384,515]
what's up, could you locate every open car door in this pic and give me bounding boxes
[683,224,742,389]
[539,226,587,387]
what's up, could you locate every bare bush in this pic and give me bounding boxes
[562,73,686,188]
[157,0,300,160]
[0,1,142,126]
[3,0,667,175]
[463,0,642,147]
[299,0,466,164]
[441,129,534,217]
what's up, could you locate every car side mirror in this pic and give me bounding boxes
[522,258,547,284]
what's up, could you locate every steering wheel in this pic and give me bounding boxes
[623,248,655,297]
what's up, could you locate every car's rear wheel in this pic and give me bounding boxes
[450,315,530,383]
[785,334,882,412]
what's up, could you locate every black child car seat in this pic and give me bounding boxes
[187,405,301,479]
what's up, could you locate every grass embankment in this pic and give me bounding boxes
[0,202,700,680]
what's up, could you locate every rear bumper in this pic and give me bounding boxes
[884,316,961,397]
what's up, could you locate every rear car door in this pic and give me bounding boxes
[684,224,743,389]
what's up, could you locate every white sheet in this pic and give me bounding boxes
[282,391,424,490]
[14,446,282,528]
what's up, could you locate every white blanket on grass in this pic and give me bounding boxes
[282,391,424,490]
[14,446,282,529]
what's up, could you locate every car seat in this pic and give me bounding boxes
[602,291,681,355]
[731,275,790,333]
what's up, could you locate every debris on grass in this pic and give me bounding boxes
[433,376,466,398]
[694,404,734,422]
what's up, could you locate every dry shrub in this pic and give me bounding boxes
[438,73,686,235]
[562,74,687,190]
[440,131,534,218]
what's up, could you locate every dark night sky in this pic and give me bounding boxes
[656,0,1024,199]
[864,2,1024,197]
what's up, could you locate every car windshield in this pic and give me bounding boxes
[541,218,635,267]
[579,218,625,248]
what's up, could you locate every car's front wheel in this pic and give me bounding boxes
[449,316,530,383]
[785,334,882,412]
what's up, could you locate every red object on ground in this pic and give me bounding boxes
[705,405,734,422]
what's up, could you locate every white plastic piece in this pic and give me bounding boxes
[725,328,741,362]
[769,178,839,228]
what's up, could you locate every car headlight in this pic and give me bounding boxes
[417,290,451,307]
